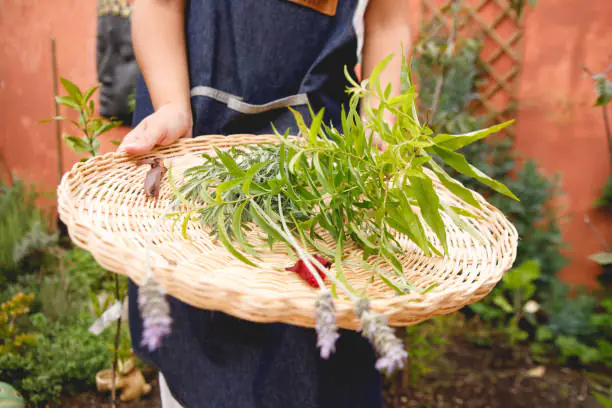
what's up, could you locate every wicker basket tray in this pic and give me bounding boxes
[57,134,518,330]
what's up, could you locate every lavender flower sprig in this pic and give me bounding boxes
[355,298,408,376]
[138,199,180,351]
[275,196,409,368]
[138,277,172,351]
[274,198,344,359]
[315,290,340,359]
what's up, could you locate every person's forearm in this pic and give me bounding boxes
[132,0,190,111]
[361,0,412,122]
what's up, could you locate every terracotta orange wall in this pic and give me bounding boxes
[0,1,610,287]
[0,0,128,198]
[516,0,612,287]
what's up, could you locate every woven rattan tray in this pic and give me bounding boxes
[57,134,518,330]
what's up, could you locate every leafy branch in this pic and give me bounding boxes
[41,78,121,157]
[174,54,517,295]
[583,63,612,212]
[584,64,612,166]
[41,78,124,407]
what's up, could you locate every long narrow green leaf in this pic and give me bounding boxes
[288,150,304,174]
[409,176,448,254]
[440,202,484,244]
[213,147,245,178]
[55,96,80,110]
[93,121,121,137]
[288,107,309,137]
[250,205,284,247]
[215,178,244,202]
[370,54,394,97]
[433,120,514,151]
[431,145,519,200]
[60,77,84,105]
[429,161,482,209]
[83,85,100,102]
[380,245,404,274]
[397,192,431,255]
[387,92,416,107]
[340,104,351,144]
[450,206,480,219]
[376,272,405,295]
[217,209,257,267]
[231,201,261,259]
[348,222,377,250]
[242,161,268,195]
[309,109,325,145]
[335,238,358,296]
[181,212,191,239]
[197,182,215,204]
[313,153,332,192]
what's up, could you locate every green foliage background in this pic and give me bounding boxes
[0,174,121,406]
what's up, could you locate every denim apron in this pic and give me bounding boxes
[128,1,381,407]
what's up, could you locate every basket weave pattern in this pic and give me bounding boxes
[58,135,518,330]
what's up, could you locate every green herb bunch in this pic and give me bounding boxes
[176,53,517,285]
[170,53,518,372]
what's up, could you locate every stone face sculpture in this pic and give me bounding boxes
[97,0,139,125]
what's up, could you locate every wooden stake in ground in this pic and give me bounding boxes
[50,38,63,182]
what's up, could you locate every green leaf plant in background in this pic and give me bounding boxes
[0,292,38,355]
[413,12,567,284]
[583,62,612,288]
[40,78,126,408]
[532,279,612,368]
[469,260,541,345]
[583,63,612,212]
[40,78,122,158]
[0,172,58,281]
[170,52,518,374]
[411,9,582,368]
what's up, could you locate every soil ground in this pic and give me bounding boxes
[59,341,607,408]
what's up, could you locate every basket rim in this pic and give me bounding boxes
[57,134,519,329]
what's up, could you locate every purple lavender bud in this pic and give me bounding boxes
[315,290,340,359]
[356,299,408,376]
[354,297,370,318]
[138,278,172,351]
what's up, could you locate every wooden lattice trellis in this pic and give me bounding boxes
[420,0,525,134]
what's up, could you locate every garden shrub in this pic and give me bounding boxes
[0,292,38,354]
[531,280,612,367]
[0,176,57,281]
[0,173,131,405]
[0,312,114,406]
[0,243,128,405]
[413,28,567,284]
[409,17,582,367]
